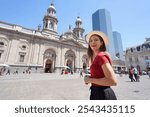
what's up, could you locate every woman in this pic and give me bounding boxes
[84,31,117,100]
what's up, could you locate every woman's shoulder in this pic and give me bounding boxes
[98,51,110,57]
[97,51,112,64]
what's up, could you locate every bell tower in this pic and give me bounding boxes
[42,2,58,35]
[73,16,85,39]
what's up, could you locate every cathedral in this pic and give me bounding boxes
[0,3,88,73]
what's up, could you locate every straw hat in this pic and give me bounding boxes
[86,31,109,46]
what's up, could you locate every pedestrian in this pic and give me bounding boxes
[6,69,10,75]
[148,70,150,78]
[23,69,26,74]
[133,67,139,82]
[28,69,31,74]
[13,68,18,74]
[61,69,64,75]
[71,70,73,75]
[129,68,135,82]
[80,70,83,77]
[84,31,117,100]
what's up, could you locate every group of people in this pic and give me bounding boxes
[23,68,31,74]
[1,68,32,75]
[6,68,21,75]
[129,67,140,82]
[61,69,73,75]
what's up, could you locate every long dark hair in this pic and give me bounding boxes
[87,34,106,62]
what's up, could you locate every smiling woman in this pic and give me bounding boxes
[84,31,117,100]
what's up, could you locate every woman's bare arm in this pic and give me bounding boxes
[84,63,117,86]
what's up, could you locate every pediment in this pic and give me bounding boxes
[61,39,83,47]
[64,31,77,39]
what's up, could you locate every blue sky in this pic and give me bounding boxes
[0,0,149,50]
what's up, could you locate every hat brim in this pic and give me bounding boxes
[86,31,109,46]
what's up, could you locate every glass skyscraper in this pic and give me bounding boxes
[113,31,124,60]
[92,9,115,60]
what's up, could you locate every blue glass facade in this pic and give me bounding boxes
[92,9,115,60]
[113,31,124,60]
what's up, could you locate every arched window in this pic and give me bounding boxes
[50,22,54,29]
[22,45,26,50]
[45,22,48,28]
[83,63,87,69]
[0,42,4,46]
[0,53,2,59]
[19,53,26,63]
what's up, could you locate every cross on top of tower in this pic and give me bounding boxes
[52,0,54,4]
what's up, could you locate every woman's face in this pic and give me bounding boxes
[89,35,103,53]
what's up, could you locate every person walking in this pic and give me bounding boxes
[148,70,150,78]
[80,70,83,77]
[84,31,117,100]
[129,68,135,82]
[133,67,139,82]
[6,69,10,75]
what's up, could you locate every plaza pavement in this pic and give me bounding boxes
[0,73,150,100]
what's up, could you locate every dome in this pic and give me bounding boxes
[76,16,82,22]
[49,3,56,11]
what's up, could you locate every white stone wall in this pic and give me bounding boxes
[0,30,88,73]
[125,46,150,71]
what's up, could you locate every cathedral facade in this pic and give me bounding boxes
[0,3,88,73]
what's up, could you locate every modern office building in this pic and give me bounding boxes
[92,9,115,60]
[113,31,124,60]
[0,3,88,73]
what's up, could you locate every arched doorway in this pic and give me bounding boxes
[45,59,52,73]
[83,63,87,69]
[65,49,75,72]
[66,59,72,71]
[82,55,88,69]
[43,49,56,73]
